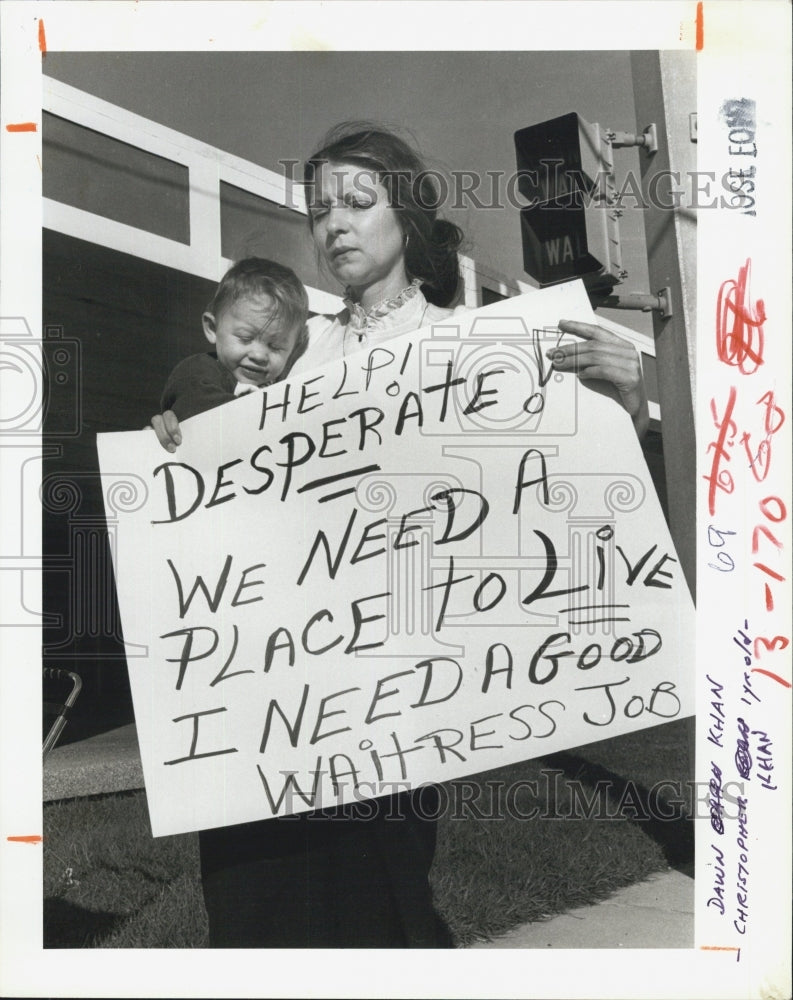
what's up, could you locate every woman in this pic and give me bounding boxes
[293,125,647,437]
[152,123,649,947]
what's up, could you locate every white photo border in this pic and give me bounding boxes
[1,3,790,998]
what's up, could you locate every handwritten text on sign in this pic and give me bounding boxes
[97,284,695,837]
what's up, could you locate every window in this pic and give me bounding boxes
[43,112,190,244]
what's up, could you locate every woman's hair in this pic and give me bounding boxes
[304,123,464,307]
[208,257,309,335]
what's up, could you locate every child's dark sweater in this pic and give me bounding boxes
[160,352,238,421]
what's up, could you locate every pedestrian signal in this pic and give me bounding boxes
[514,112,623,290]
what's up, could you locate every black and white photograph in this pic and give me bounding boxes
[0,3,790,998]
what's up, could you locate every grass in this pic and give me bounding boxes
[44,719,693,948]
[44,793,207,948]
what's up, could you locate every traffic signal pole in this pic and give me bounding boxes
[630,50,698,601]
[631,51,697,806]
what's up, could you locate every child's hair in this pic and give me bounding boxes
[208,257,309,338]
[304,122,464,308]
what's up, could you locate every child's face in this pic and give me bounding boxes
[203,295,301,386]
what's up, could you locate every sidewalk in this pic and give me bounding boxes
[43,723,694,950]
[44,722,143,801]
[468,868,693,949]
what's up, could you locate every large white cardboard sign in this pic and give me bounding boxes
[97,281,695,836]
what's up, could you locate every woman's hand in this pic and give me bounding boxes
[150,410,182,452]
[549,320,650,440]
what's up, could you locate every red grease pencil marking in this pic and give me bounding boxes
[701,946,741,961]
[751,668,792,689]
[39,18,47,54]
[696,2,704,50]
[7,835,43,844]
[5,123,37,132]
[716,259,765,374]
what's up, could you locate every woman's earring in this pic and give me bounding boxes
[404,233,410,250]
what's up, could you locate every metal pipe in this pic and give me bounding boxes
[592,287,673,317]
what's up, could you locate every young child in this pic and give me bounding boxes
[160,257,308,426]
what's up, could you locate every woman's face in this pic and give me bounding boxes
[308,161,408,302]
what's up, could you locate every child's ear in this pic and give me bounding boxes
[202,312,218,345]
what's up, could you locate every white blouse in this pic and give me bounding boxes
[290,279,468,376]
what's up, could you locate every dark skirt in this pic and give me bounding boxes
[198,786,453,948]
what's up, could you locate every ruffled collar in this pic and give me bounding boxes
[344,278,424,332]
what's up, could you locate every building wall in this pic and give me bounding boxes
[43,229,220,738]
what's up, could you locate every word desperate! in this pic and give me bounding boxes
[150,361,509,523]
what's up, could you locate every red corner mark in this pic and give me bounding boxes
[5,123,38,132]
[7,835,43,844]
[696,2,704,51]
[39,18,47,55]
